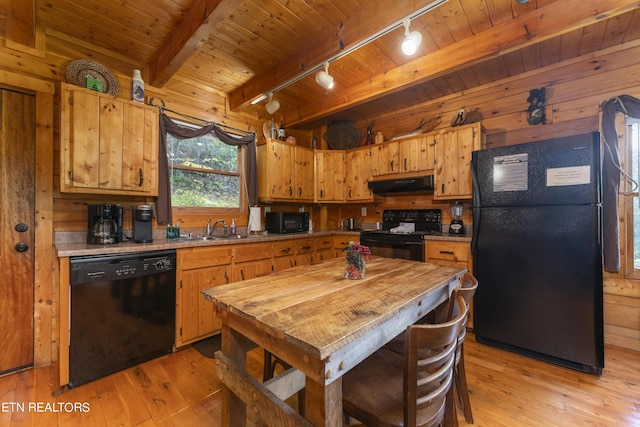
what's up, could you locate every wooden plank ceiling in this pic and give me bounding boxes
[3,0,640,129]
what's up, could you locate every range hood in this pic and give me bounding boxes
[368,175,435,195]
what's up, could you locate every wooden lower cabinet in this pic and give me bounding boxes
[176,246,232,347]
[333,234,355,258]
[176,234,351,347]
[314,237,334,264]
[425,240,474,328]
[232,242,273,281]
[273,240,296,271]
[294,238,315,266]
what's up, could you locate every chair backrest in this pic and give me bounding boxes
[448,272,478,356]
[403,296,467,427]
[447,272,478,320]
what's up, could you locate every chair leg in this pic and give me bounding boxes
[263,349,306,416]
[263,349,276,382]
[444,379,459,427]
[455,345,473,424]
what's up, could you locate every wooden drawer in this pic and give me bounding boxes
[333,235,353,249]
[315,236,333,250]
[295,239,315,255]
[426,241,469,263]
[273,240,295,258]
[178,246,232,270]
[233,242,273,263]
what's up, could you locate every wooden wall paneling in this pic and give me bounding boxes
[603,293,640,351]
[6,0,35,48]
[34,90,54,367]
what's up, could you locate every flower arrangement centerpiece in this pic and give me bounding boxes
[343,241,371,280]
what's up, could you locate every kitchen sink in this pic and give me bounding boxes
[178,234,249,241]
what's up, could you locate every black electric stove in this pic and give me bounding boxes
[360,209,442,261]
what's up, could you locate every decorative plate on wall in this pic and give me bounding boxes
[65,59,120,96]
[323,121,362,149]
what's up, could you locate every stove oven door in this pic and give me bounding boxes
[360,233,424,262]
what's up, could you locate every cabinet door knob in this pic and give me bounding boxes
[15,242,29,252]
[138,168,144,186]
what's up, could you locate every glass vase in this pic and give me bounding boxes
[345,249,366,279]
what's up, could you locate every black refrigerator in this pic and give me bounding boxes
[471,132,604,374]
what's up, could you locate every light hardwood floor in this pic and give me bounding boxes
[0,333,638,426]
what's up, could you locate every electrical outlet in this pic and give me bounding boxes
[264,207,271,213]
[361,207,367,216]
[299,207,305,212]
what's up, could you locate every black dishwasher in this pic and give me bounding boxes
[69,250,176,388]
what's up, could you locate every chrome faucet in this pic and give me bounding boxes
[206,217,228,237]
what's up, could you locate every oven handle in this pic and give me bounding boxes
[361,239,424,247]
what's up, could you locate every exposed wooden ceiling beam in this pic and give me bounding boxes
[6,0,35,48]
[146,0,242,87]
[228,0,447,112]
[286,0,640,127]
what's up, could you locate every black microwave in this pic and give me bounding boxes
[266,212,310,234]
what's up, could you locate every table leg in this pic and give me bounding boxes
[221,324,251,427]
[305,377,342,426]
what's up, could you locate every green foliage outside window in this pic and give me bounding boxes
[167,128,241,208]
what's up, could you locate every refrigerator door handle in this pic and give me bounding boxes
[470,158,481,255]
[471,207,480,255]
[471,157,481,208]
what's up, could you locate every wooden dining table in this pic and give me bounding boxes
[201,256,466,427]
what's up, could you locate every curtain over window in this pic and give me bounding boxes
[600,95,640,272]
[157,112,257,224]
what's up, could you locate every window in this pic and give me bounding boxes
[623,117,640,277]
[167,123,242,208]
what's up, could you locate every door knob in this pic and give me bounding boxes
[15,242,29,252]
[15,223,28,232]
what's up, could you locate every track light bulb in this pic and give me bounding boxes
[401,18,422,56]
[315,62,334,90]
[265,93,280,114]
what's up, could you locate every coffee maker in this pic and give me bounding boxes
[132,205,154,243]
[87,204,123,244]
[449,201,465,235]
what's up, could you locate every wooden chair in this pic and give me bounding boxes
[262,350,305,415]
[449,272,477,424]
[342,296,467,427]
[383,272,478,424]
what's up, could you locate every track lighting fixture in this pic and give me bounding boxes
[315,62,334,90]
[401,18,422,56]
[265,92,280,114]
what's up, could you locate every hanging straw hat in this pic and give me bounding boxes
[65,59,120,96]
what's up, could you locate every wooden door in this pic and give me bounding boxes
[272,140,294,199]
[0,89,35,374]
[294,146,314,201]
[178,264,231,345]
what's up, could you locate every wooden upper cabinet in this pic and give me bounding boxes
[60,83,158,195]
[434,122,485,200]
[399,135,435,174]
[295,144,315,200]
[315,150,345,202]
[345,146,374,201]
[257,138,313,202]
[372,140,399,176]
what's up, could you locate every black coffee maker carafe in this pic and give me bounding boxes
[132,205,154,243]
[87,204,123,244]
